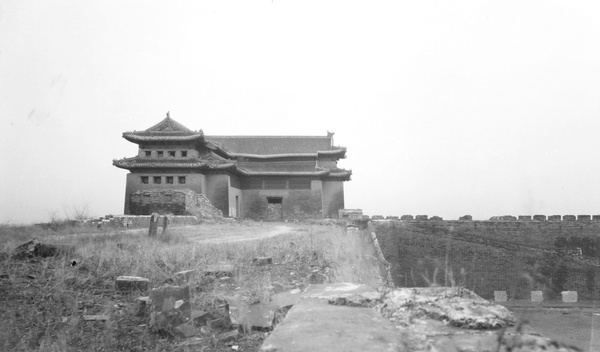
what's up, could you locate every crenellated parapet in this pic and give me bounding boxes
[365,213,600,222]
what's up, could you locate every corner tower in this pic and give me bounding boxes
[114,113,352,219]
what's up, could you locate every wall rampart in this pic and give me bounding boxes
[368,214,600,222]
[371,219,600,300]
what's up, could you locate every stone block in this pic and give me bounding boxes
[233,301,275,330]
[561,291,578,303]
[415,215,428,220]
[401,215,414,220]
[494,291,507,302]
[385,216,399,220]
[371,215,384,220]
[518,215,532,221]
[115,276,150,292]
[548,215,561,221]
[252,257,273,266]
[224,294,285,330]
[593,215,600,221]
[149,285,192,331]
[577,215,591,221]
[174,322,200,338]
[148,213,160,237]
[204,263,234,278]
[459,215,472,221]
[136,296,152,316]
[533,215,547,221]
[563,215,576,221]
[430,216,443,221]
[191,310,210,326]
[531,291,543,302]
[11,239,75,259]
[174,270,197,285]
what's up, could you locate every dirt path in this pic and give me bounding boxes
[188,225,295,244]
[56,223,297,244]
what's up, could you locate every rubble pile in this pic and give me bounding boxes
[376,287,582,352]
[186,193,224,220]
[378,287,515,329]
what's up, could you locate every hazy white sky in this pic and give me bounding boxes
[2,1,600,224]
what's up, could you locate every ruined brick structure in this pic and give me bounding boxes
[113,114,351,219]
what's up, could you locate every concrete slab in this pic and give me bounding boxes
[531,290,544,302]
[561,291,578,303]
[260,299,402,352]
[494,290,507,302]
[115,276,150,292]
[261,283,401,352]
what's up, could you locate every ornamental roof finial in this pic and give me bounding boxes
[166,111,170,119]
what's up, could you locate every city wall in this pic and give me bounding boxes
[370,217,600,300]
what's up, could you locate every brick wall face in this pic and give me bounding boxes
[371,220,600,300]
[124,173,204,214]
[241,187,323,220]
[129,190,188,215]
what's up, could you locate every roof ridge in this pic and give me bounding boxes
[144,113,195,133]
[206,135,331,139]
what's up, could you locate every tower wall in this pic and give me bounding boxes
[124,173,204,214]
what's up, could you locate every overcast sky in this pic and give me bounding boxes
[2,1,600,224]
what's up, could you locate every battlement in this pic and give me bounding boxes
[364,214,600,222]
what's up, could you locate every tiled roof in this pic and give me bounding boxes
[123,133,204,143]
[237,161,319,172]
[113,157,351,179]
[116,116,351,179]
[123,116,204,143]
[236,168,330,177]
[112,157,235,170]
[228,148,346,160]
[145,115,194,133]
[236,163,352,180]
[205,135,335,155]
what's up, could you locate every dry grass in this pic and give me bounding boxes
[0,220,382,352]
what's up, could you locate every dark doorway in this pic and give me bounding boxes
[266,197,283,220]
[235,195,240,218]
